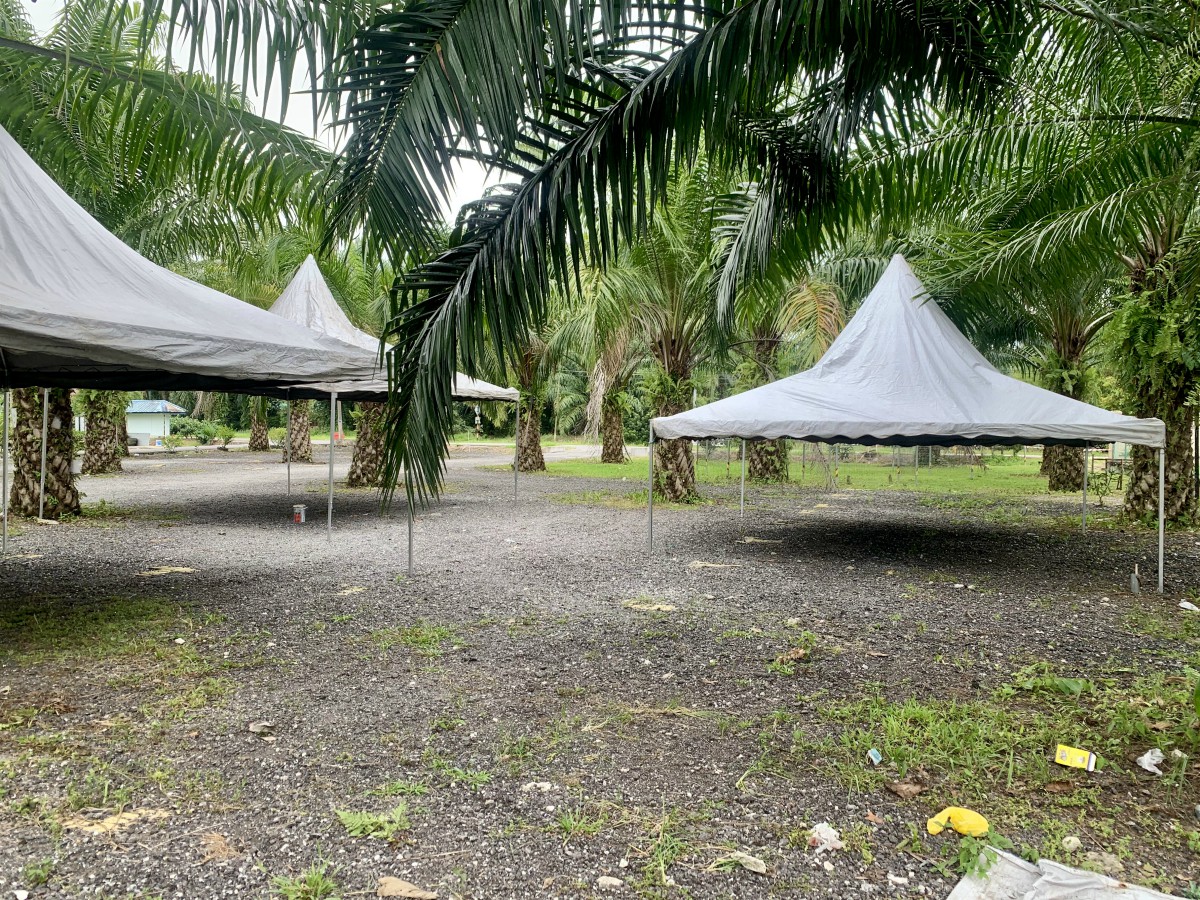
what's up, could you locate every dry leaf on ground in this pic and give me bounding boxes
[728,850,768,874]
[774,647,808,665]
[337,586,366,595]
[377,877,438,898]
[688,561,741,569]
[1044,780,1075,794]
[62,808,169,834]
[200,832,238,862]
[137,566,195,577]
[885,775,929,800]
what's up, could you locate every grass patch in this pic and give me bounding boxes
[271,861,340,899]
[0,595,186,663]
[553,804,607,841]
[371,779,430,798]
[424,750,492,788]
[370,621,459,657]
[336,804,412,840]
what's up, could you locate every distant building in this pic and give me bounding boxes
[125,399,188,446]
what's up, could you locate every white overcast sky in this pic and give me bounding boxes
[21,0,495,221]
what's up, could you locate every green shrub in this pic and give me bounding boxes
[215,426,235,448]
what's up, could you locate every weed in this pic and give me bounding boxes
[370,622,458,656]
[371,780,430,798]
[22,857,55,886]
[554,805,606,841]
[271,861,340,899]
[336,804,411,840]
[424,750,492,788]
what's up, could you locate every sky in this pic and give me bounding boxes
[20,0,495,221]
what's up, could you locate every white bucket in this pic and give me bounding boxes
[292,504,307,524]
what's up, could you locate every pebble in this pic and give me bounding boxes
[1061,836,1082,852]
[596,875,624,891]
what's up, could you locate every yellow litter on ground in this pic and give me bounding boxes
[927,807,989,837]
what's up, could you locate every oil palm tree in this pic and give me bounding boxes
[836,1,1200,519]
[135,0,1036,501]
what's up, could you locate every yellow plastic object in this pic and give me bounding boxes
[1054,744,1097,771]
[926,807,989,837]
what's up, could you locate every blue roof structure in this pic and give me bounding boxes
[125,400,188,415]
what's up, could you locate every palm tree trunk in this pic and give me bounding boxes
[248,400,270,452]
[347,402,385,487]
[1043,445,1084,492]
[653,398,697,503]
[9,388,81,518]
[81,391,126,474]
[517,395,546,472]
[1125,404,1194,521]
[748,439,788,482]
[282,399,313,463]
[600,395,626,463]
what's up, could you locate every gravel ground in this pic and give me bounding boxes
[1,447,1198,899]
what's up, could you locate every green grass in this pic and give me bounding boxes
[271,861,340,900]
[336,804,412,840]
[369,621,459,656]
[542,452,1064,498]
[0,595,184,662]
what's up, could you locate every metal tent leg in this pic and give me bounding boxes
[647,425,654,552]
[1158,447,1165,593]
[740,439,746,518]
[513,397,520,501]
[326,391,337,541]
[2,389,8,555]
[1081,444,1088,533]
[38,388,48,520]
[285,393,292,496]
[914,446,919,487]
[407,499,414,577]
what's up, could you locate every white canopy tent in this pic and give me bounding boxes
[265,256,521,569]
[0,125,388,555]
[649,255,1169,591]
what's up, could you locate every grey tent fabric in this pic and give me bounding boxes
[268,256,519,403]
[0,126,378,392]
[652,256,1165,449]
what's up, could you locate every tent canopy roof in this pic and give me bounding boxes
[268,256,519,403]
[0,126,379,392]
[652,256,1164,449]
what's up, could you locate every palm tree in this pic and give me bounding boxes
[838,2,1200,519]
[78,389,130,474]
[8,388,80,518]
[143,0,1037,502]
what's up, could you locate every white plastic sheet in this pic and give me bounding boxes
[947,850,1174,900]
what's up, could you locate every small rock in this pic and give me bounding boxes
[15,891,31,900]
[887,873,909,886]
[822,860,835,872]
[521,782,553,793]
[1061,836,1082,852]
[954,583,965,589]
[1084,851,1124,876]
[596,875,624,891]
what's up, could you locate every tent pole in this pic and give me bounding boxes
[38,387,48,520]
[647,424,654,552]
[407,498,414,577]
[1081,444,1088,533]
[740,439,746,518]
[2,389,8,555]
[285,392,292,496]
[513,396,520,501]
[326,391,336,541]
[914,446,919,487]
[1158,447,1165,593]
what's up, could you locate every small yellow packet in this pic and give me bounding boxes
[1055,744,1096,771]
